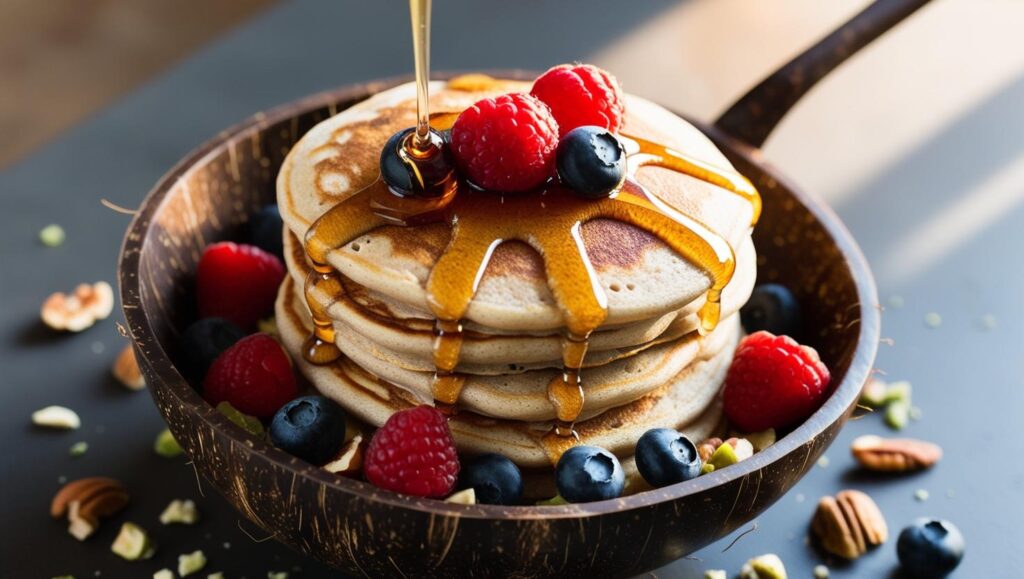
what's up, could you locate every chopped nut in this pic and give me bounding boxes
[740,553,787,579]
[729,438,754,461]
[704,571,727,579]
[885,381,912,404]
[885,400,910,430]
[859,378,888,408]
[153,570,174,579]
[697,437,723,462]
[740,428,776,452]
[39,224,66,247]
[33,405,81,430]
[111,522,154,560]
[924,312,942,328]
[914,489,930,502]
[178,550,207,576]
[51,477,129,540]
[707,442,738,470]
[160,499,199,525]
[112,345,145,390]
[535,495,567,506]
[216,402,264,437]
[207,573,225,579]
[811,490,887,559]
[324,436,364,476]
[444,488,476,505]
[69,441,89,457]
[813,564,830,578]
[816,455,830,469]
[41,281,114,332]
[154,428,183,458]
[851,435,942,472]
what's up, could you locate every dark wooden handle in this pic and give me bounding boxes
[715,0,934,148]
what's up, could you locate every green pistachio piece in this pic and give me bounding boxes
[154,428,183,457]
[535,495,567,506]
[207,573,225,579]
[111,522,154,561]
[742,429,776,452]
[704,571,727,579]
[267,573,289,579]
[216,402,265,437]
[701,462,716,475]
[859,379,888,408]
[160,499,199,525]
[885,381,912,405]
[707,441,738,470]
[153,571,174,579]
[178,549,207,576]
[69,441,89,457]
[813,564,830,578]
[740,553,787,579]
[885,400,911,430]
[39,224,66,247]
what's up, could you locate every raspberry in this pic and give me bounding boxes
[203,334,298,419]
[450,93,559,192]
[723,331,831,432]
[364,406,460,498]
[531,64,625,136]
[197,242,285,331]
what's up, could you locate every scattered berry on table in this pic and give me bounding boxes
[457,453,524,505]
[197,242,285,331]
[555,445,625,503]
[555,125,627,199]
[531,64,625,135]
[897,518,964,578]
[740,283,801,336]
[363,406,460,498]
[178,317,246,383]
[202,334,297,419]
[270,396,348,465]
[635,428,702,487]
[450,92,559,192]
[247,204,285,261]
[723,331,831,432]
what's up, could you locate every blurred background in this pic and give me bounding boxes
[3,0,1023,577]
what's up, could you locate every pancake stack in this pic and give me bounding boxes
[275,77,758,496]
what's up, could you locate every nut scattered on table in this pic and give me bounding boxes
[851,435,942,472]
[444,488,476,505]
[160,499,199,525]
[32,405,81,430]
[740,553,787,579]
[111,522,155,560]
[41,281,114,332]
[112,344,145,390]
[811,489,888,559]
[51,477,129,540]
[177,549,207,576]
[323,435,365,476]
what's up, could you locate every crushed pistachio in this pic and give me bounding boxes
[39,224,66,247]
[207,573,225,579]
[444,488,476,505]
[859,378,888,408]
[111,522,154,560]
[701,463,715,475]
[160,499,200,525]
[924,312,942,328]
[267,573,288,579]
[813,564,830,578]
[885,400,911,430]
[69,441,89,457]
[535,495,567,506]
[32,405,81,430]
[740,553,787,579]
[153,571,174,579]
[816,456,830,469]
[706,441,738,470]
[178,550,207,576]
[216,402,264,437]
[885,381,912,405]
[914,489,930,502]
[705,571,727,579]
[980,314,997,330]
[743,428,776,452]
[909,406,923,421]
[154,428,183,457]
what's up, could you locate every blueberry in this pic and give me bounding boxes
[380,127,455,198]
[457,453,524,505]
[740,283,801,336]
[635,428,701,487]
[897,518,965,578]
[247,204,284,261]
[555,445,625,503]
[178,317,246,384]
[555,126,627,199]
[269,395,347,465]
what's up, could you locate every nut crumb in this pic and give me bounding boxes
[914,489,930,502]
[813,564,830,578]
[33,405,81,430]
[153,571,174,579]
[41,282,114,332]
[816,456,830,469]
[112,345,145,391]
[39,224,66,247]
[923,312,942,328]
[160,499,199,525]
[178,550,207,576]
[111,522,154,560]
[69,441,89,457]
[444,488,476,505]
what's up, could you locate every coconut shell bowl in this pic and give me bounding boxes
[118,2,934,576]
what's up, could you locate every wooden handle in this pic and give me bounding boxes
[715,0,934,148]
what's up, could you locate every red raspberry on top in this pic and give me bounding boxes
[197,241,285,331]
[723,331,831,432]
[531,64,625,136]
[203,333,297,419]
[364,406,460,498]
[450,92,559,192]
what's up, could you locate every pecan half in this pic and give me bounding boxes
[51,477,129,540]
[851,435,942,472]
[811,489,887,559]
[41,281,114,332]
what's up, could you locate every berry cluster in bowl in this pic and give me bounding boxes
[175,65,834,507]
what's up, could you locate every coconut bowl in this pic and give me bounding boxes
[114,2,945,573]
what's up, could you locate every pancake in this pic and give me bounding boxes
[276,278,732,470]
[284,228,757,370]
[280,277,738,422]
[277,78,756,331]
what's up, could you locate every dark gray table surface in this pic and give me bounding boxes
[3,1,1022,577]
